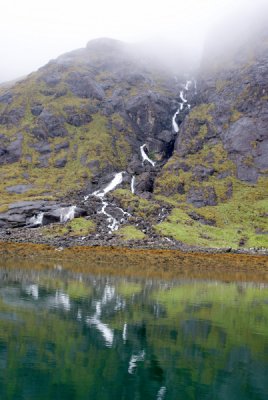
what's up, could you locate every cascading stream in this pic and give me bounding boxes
[131,176,135,194]
[140,144,155,167]
[172,79,196,133]
[84,172,129,233]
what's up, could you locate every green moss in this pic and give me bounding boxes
[155,177,268,249]
[115,225,146,241]
[230,109,243,123]
[42,217,96,238]
[188,103,215,123]
[112,189,160,222]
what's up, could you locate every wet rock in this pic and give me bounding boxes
[135,172,154,194]
[125,93,172,136]
[42,206,87,225]
[187,186,218,207]
[127,158,144,175]
[0,213,26,227]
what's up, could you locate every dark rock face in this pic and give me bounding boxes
[193,165,215,182]
[0,107,25,127]
[0,201,87,228]
[222,116,267,183]
[64,106,92,127]
[32,109,67,139]
[67,72,105,100]
[126,93,172,137]
[0,92,13,104]
[31,105,44,116]
[0,133,23,164]
[187,186,218,208]
[54,157,67,168]
[135,172,154,194]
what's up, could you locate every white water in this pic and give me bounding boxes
[93,172,125,198]
[59,205,76,223]
[128,350,145,374]
[172,109,180,133]
[84,172,126,232]
[140,144,155,167]
[172,79,196,133]
[122,323,127,341]
[180,90,187,103]
[25,284,39,299]
[185,80,192,91]
[194,79,197,94]
[131,176,135,194]
[157,386,167,400]
[29,212,44,226]
[52,291,71,311]
[86,285,115,347]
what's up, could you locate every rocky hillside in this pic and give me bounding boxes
[0,32,267,251]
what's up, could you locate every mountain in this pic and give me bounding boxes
[0,31,267,251]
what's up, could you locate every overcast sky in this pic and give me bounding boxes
[0,0,266,82]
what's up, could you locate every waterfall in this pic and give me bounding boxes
[172,109,180,133]
[84,171,127,233]
[172,79,196,134]
[59,205,76,223]
[140,144,155,167]
[184,80,192,91]
[131,176,135,194]
[28,212,44,226]
[180,90,187,103]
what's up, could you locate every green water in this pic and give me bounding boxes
[0,261,267,399]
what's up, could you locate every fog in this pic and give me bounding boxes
[0,0,267,82]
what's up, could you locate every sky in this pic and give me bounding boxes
[0,0,266,82]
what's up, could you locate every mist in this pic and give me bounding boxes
[0,0,267,83]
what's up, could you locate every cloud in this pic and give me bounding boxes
[0,0,267,82]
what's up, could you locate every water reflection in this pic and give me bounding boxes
[0,260,267,399]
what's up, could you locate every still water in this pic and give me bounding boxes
[0,258,267,399]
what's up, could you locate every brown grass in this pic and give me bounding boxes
[0,241,267,283]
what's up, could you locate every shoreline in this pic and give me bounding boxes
[0,232,267,256]
[0,240,268,283]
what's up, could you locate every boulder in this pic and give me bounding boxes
[67,72,105,100]
[0,107,25,127]
[0,133,23,165]
[32,109,67,139]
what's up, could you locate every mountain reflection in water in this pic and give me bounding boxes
[0,258,267,400]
